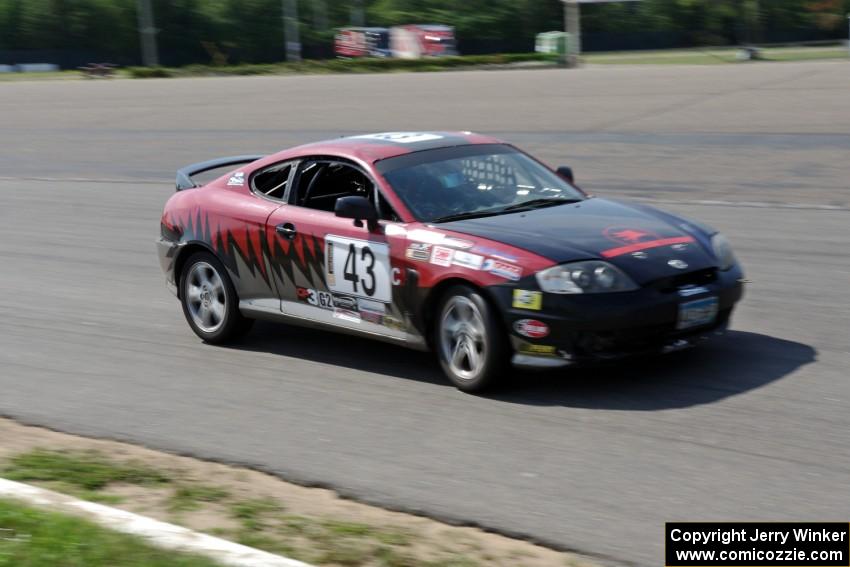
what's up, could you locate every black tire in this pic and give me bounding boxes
[434,284,508,392]
[179,251,254,344]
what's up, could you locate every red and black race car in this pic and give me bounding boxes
[158,132,744,391]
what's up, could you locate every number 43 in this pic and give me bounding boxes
[343,243,376,296]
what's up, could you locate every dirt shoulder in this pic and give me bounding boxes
[0,418,597,567]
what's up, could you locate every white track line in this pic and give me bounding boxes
[0,478,312,567]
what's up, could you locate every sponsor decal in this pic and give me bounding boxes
[668,259,689,270]
[384,224,407,237]
[326,241,336,286]
[518,343,557,356]
[333,308,361,323]
[452,250,484,270]
[315,291,334,309]
[483,259,522,281]
[392,267,403,286]
[514,319,549,339]
[472,246,518,263]
[405,242,431,261]
[631,251,649,260]
[407,230,472,249]
[351,132,443,144]
[358,298,386,314]
[296,286,312,301]
[443,238,474,249]
[226,171,245,186]
[603,227,660,245]
[512,289,542,310]
[430,246,454,267]
[332,294,358,310]
[313,290,334,309]
[360,311,383,324]
[407,229,446,244]
[671,242,689,251]
[297,287,334,309]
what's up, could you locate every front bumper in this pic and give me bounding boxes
[492,265,745,368]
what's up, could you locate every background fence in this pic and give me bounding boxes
[1,0,847,68]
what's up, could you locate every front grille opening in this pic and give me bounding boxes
[652,268,718,293]
[570,307,731,357]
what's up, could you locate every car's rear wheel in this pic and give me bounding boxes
[180,252,253,343]
[435,285,507,392]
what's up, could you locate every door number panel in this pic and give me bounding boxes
[325,235,392,303]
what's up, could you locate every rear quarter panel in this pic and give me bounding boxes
[160,182,282,302]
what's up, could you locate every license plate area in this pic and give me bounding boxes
[677,296,719,330]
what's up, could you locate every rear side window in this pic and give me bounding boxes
[252,162,293,200]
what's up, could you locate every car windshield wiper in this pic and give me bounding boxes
[431,198,581,223]
[498,197,581,212]
[430,208,507,223]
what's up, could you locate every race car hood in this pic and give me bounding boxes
[437,198,719,284]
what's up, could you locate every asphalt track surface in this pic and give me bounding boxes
[1,62,848,565]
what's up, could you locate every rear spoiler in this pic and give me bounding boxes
[175,155,265,191]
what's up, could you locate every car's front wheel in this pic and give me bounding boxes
[435,285,507,392]
[180,252,253,344]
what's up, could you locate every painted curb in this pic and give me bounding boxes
[0,477,312,567]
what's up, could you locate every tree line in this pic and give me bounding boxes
[1,0,847,65]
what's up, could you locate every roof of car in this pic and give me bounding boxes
[273,131,506,164]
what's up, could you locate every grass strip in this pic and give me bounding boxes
[586,45,848,65]
[125,53,554,78]
[3,449,169,491]
[0,498,224,567]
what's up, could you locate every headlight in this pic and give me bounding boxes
[535,261,638,294]
[711,233,736,271]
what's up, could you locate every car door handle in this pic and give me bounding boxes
[275,222,297,239]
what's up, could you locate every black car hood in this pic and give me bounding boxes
[437,198,718,284]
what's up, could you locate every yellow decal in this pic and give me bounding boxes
[519,344,556,355]
[512,289,542,310]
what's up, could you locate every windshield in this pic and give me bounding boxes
[378,144,584,223]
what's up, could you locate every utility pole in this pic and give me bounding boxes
[563,0,581,67]
[282,0,301,61]
[136,0,159,66]
[351,0,365,27]
[561,0,641,68]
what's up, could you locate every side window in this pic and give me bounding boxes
[251,162,293,200]
[292,159,401,221]
[293,161,374,213]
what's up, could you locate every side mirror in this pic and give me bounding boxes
[556,165,574,184]
[335,195,378,228]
